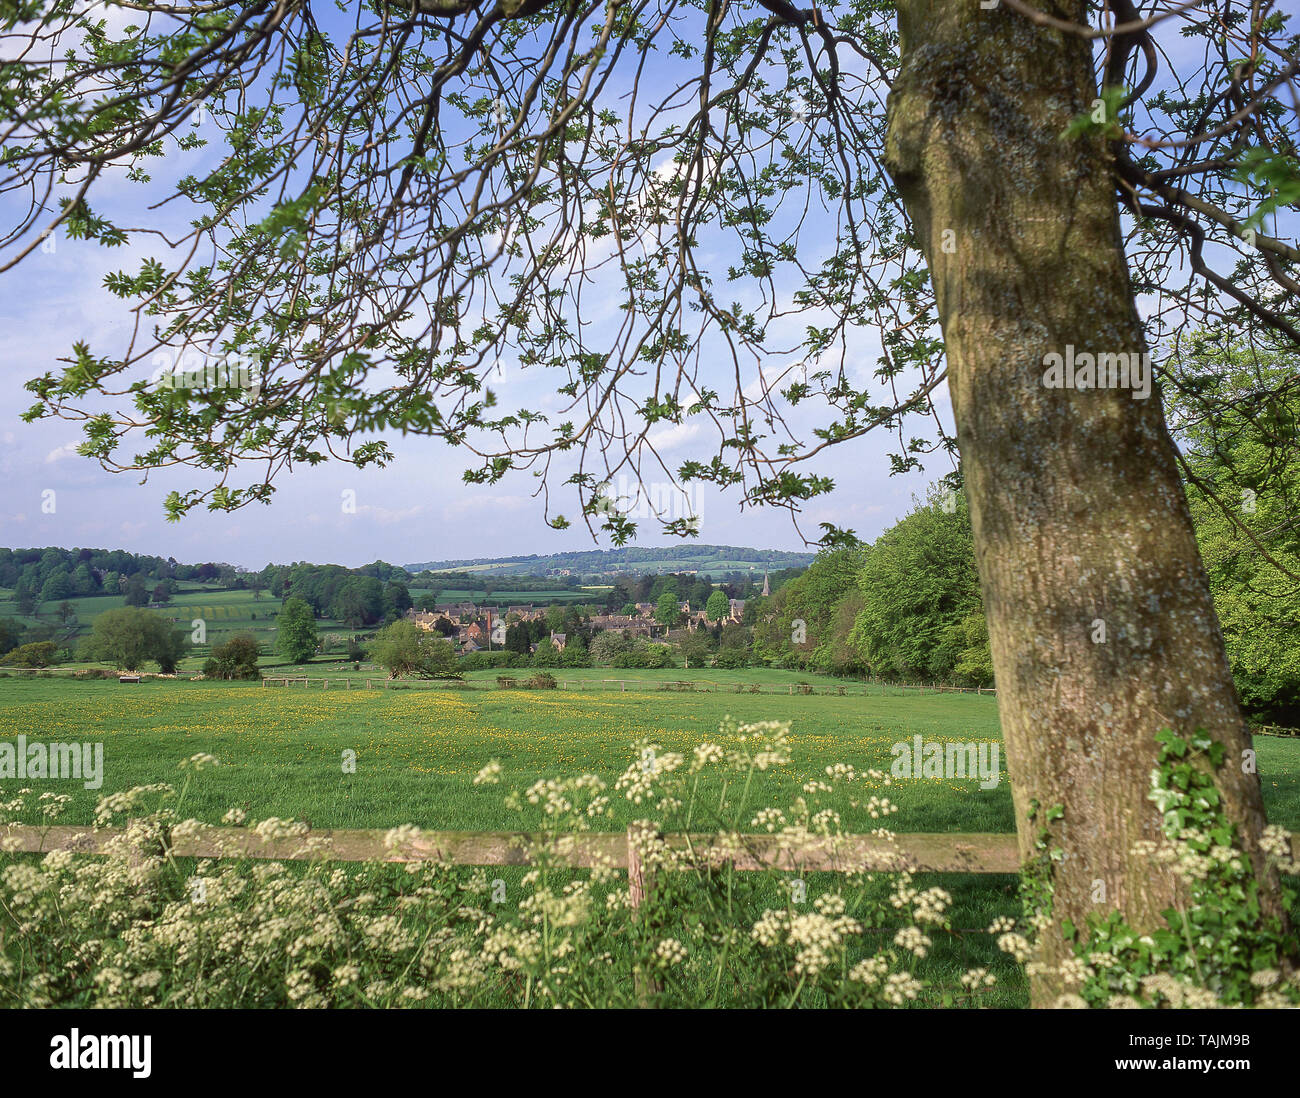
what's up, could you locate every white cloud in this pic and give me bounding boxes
[44,441,82,463]
[646,420,705,453]
[441,494,532,520]
[356,503,428,525]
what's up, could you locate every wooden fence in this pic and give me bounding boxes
[5,822,1021,874]
[10,820,1298,876]
[259,675,997,697]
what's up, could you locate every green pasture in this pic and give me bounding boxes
[2,675,1298,1008]
[1,676,1296,840]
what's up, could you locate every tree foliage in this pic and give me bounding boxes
[203,635,262,680]
[80,607,188,672]
[370,620,462,679]
[7,1,1292,543]
[1167,334,1300,723]
[275,597,320,663]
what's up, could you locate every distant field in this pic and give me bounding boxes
[424,588,594,602]
[0,586,351,668]
[405,547,815,577]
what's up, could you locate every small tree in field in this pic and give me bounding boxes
[122,576,149,608]
[0,641,57,669]
[80,608,188,672]
[275,598,318,664]
[203,636,261,681]
[371,621,462,680]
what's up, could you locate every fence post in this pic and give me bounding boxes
[628,827,647,911]
[626,825,661,1005]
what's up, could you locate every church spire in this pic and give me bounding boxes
[761,571,770,597]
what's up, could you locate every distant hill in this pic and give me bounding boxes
[404,545,816,577]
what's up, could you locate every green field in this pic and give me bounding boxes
[2,675,1297,1008]
[0,585,336,665]
[1,676,1297,836]
[422,588,597,602]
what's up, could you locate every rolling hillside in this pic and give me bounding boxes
[405,544,815,577]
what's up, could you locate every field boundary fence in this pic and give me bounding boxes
[6,822,1023,877]
[257,675,998,697]
[10,821,1299,886]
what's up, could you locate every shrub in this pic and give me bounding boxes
[715,647,750,670]
[523,671,556,690]
[370,621,462,680]
[202,636,262,680]
[0,641,58,668]
[79,607,188,672]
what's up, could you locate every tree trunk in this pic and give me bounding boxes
[883,0,1281,1004]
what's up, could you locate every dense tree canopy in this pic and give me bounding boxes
[275,596,320,662]
[1167,336,1300,722]
[3,0,1292,539]
[370,618,462,677]
[80,606,188,671]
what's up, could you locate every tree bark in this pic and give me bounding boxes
[883,0,1281,1004]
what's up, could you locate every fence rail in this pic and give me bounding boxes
[258,675,998,697]
[11,821,1299,873]
[5,823,1022,873]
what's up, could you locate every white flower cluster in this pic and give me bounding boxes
[383,824,424,851]
[960,967,996,990]
[93,784,174,827]
[522,773,608,821]
[729,721,792,772]
[750,808,786,832]
[473,760,503,786]
[893,926,930,958]
[253,817,309,843]
[751,905,864,977]
[691,742,725,771]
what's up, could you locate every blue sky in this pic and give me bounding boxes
[2,1,1263,571]
[0,3,954,569]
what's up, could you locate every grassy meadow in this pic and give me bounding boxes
[3,674,1037,1005]
[0,676,1016,830]
[1,673,1296,835]
[2,674,1297,1008]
